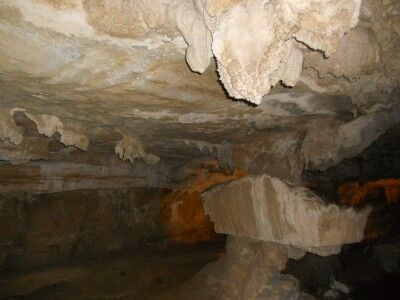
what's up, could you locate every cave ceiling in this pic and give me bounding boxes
[0,0,400,191]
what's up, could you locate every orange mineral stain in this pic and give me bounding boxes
[339,178,400,206]
[162,160,247,243]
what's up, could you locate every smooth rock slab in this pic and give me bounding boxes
[203,175,371,256]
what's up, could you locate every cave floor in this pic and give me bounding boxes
[0,242,224,300]
[1,235,399,300]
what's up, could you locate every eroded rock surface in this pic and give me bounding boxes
[1,0,399,105]
[0,0,398,177]
[203,175,371,255]
[0,0,398,176]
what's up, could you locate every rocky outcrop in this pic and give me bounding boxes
[203,175,371,255]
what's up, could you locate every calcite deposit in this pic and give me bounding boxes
[1,0,398,105]
[197,175,371,298]
[114,133,160,165]
[0,0,400,298]
[203,175,371,255]
[210,0,360,103]
[0,108,23,145]
[24,112,90,151]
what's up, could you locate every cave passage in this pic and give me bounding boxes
[1,1,400,299]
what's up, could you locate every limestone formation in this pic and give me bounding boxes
[0,109,51,164]
[0,108,23,145]
[24,113,90,151]
[157,236,308,300]
[210,0,361,103]
[0,188,166,271]
[0,1,399,298]
[0,0,399,200]
[0,160,173,193]
[161,159,246,243]
[203,175,371,255]
[115,133,160,164]
[302,107,400,170]
[3,0,398,105]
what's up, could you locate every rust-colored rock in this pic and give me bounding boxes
[162,160,247,243]
[339,178,400,206]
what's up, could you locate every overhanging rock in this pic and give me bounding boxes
[203,175,372,256]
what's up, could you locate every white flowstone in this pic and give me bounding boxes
[203,175,372,256]
[24,113,90,151]
[209,0,362,103]
[1,0,365,104]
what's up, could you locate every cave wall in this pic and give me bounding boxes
[0,187,168,272]
[0,1,399,297]
[304,122,400,202]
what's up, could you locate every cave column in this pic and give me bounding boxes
[201,175,371,299]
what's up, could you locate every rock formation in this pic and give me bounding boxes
[203,175,371,255]
[1,0,400,298]
[197,175,371,298]
[161,159,246,243]
[1,0,399,106]
[159,236,303,300]
[0,188,166,271]
[339,178,400,206]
